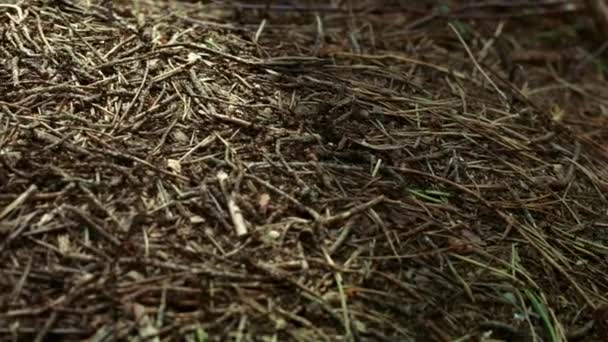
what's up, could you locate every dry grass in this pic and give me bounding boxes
[1,0,608,341]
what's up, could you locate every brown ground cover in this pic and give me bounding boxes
[1,1,608,341]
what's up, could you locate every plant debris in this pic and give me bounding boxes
[1,0,608,341]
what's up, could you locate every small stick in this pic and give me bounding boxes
[586,0,608,39]
[322,247,354,341]
[318,196,384,226]
[65,205,121,246]
[328,219,354,255]
[218,171,248,237]
[246,174,321,221]
[79,183,129,232]
[0,184,37,221]
[449,23,507,101]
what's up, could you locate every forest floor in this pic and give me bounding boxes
[1,0,608,341]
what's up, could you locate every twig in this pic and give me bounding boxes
[217,171,248,237]
[449,23,507,101]
[0,184,37,221]
[318,196,384,226]
[245,174,321,221]
[65,205,121,246]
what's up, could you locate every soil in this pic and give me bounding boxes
[1,0,608,341]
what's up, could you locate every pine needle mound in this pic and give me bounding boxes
[1,1,608,340]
